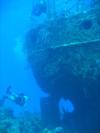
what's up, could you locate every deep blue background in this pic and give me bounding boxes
[0,0,47,115]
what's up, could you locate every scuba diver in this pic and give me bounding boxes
[0,86,28,106]
[32,0,47,16]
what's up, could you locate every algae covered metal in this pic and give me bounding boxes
[24,2,100,131]
[25,7,100,96]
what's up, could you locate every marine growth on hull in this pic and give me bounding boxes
[24,1,100,132]
[0,0,100,133]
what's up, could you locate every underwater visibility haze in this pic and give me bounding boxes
[0,0,100,133]
[1,0,48,114]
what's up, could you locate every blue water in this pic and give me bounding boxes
[1,0,48,115]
